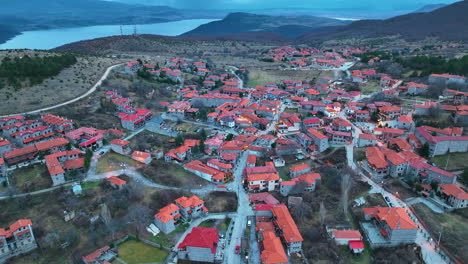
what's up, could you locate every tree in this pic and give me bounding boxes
[461,168,468,185]
[175,134,185,146]
[428,106,443,119]
[418,143,430,158]
[199,128,207,141]
[84,149,93,169]
[319,201,327,227]
[341,174,351,217]
[225,134,234,141]
[430,180,439,192]
[126,204,151,238]
[100,203,113,238]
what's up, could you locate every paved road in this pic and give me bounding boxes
[224,151,253,264]
[0,63,124,118]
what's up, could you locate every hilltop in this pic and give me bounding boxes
[299,0,468,42]
[182,12,350,39]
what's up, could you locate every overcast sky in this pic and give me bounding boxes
[113,0,460,10]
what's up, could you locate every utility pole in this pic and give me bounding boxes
[444,153,450,170]
[120,25,123,36]
[438,226,443,248]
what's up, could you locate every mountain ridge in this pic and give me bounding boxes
[298,1,468,42]
[181,12,350,39]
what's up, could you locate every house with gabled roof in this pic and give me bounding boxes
[0,219,37,263]
[110,139,131,155]
[437,184,468,209]
[271,205,303,253]
[82,245,116,264]
[177,227,219,263]
[154,195,208,234]
[362,207,418,246]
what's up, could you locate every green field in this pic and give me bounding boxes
[247,69,328,87]
[11,165,51,192]
[413,204,468,262]
[96,151,140,174]
[432,152,468,171]
[361,81,381,95]
[117,240,168,264]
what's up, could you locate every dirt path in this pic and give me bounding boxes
[0,63,124,118]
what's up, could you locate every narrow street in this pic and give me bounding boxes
[224,151,253,264]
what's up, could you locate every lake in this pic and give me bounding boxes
[0,19,217,50]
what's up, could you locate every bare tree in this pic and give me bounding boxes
[319,201,327,227]
[126,204,151,238]
[100,203,115,239]
[341,174,351,217]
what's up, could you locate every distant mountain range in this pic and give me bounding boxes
[0,0,220,45]
[182,12,351,38]
[412,3,447,13]
[298,1,468,42]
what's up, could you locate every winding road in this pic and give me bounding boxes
[0,63,124,118]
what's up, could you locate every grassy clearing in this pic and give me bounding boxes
[413,204,468,262]
[96,151,140,174]
[11,164,51,192]
[150,224,189,248]
[117,240,168,264]
[140,160,209,188]
[203,191,238,213]
[432,152,468,171]
[361,81,380,95]
[247,69,328,87]
[82,180,100,189]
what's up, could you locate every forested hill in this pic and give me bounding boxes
[0,54,77,90]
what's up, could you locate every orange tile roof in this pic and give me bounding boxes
[271,205,303,243]
[82,246,110,263]
[381,149,406,166]
[248,173,280,182]
[332,229,362,240]
[110,139,130,146]
[155,203,180,223]
[439,184,468,200]
[131,151,151,161]
[366,147,389,169]
[35,138,69,151]
[175,195,205,209]
[289,163,310,172]
[107,176,126,186]
[307,128,327,140]
[260,231,288,264]
[363,207,417,230]
[247,155,257,164]
[63,157,85,169]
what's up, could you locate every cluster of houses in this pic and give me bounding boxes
[0,113,129,187]
[263,46,366,69]
[104,91,153,131]
[153,195,208,234]
[249,195,303,262]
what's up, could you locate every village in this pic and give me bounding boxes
[0,43,468,264]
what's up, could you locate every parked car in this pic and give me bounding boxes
[99,151,105,155]
[235,246,240,254]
